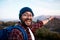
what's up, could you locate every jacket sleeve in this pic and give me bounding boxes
[8,29,23,40]
[31,21,43,33]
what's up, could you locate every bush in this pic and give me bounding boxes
[35,27,60,40]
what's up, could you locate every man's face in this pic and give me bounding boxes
[21,11,33,26]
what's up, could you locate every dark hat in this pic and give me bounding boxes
[19,7,34,18]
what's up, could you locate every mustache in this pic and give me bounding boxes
[25,18,32,21]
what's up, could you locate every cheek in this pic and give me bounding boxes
[21,16,27,21]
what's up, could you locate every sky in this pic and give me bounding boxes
[0,0,60,20]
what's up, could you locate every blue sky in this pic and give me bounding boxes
[0,0,60,20]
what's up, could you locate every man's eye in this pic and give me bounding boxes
[30,15,32,17]
[23,14,27,16]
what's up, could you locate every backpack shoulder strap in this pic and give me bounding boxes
[6,25,28,40]
[0,29,8,40]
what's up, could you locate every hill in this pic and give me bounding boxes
[44,18,60,33]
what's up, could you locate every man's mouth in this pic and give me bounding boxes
[26,20,31,23]
[25,19,32,22]
[27,20,31,22]
[25,20,32,26]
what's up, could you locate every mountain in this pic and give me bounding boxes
[0,19,19,22]
[44,18,60,33]
[33,15,60,22]
[33,15,60,33]
[33,15,47,22]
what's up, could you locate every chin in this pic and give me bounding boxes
[26,24,31,26]
[25,22,32,26]
[25,23,31,26]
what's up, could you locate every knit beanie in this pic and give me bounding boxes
[19,7,34,19]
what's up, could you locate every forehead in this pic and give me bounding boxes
[23,11,32,15]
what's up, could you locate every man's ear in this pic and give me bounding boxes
[19,17,20,20]
[19,17,21,20]
[19,17,22,22]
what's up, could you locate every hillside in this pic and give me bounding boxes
[44,18,60,33]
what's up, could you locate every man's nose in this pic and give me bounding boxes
[27,16,31,19]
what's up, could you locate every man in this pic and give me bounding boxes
[8,7,53,40]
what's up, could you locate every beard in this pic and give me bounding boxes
[21,18,32,27]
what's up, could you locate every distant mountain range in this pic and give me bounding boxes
[0,15,60,22]
[33,15,60,22]
[0,19,19,22]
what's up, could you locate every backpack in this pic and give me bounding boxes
[0,25,28,40]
